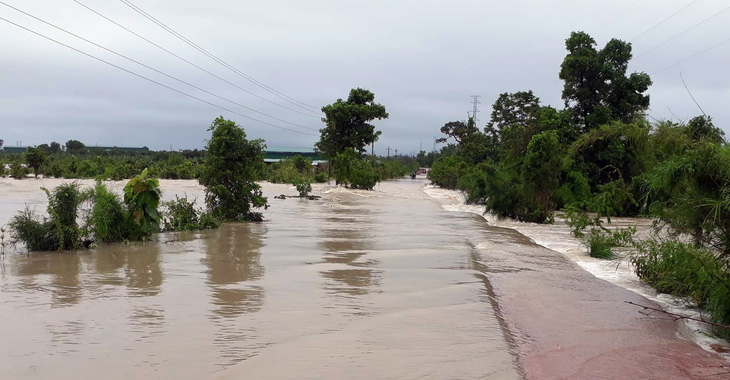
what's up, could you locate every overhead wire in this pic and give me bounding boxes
[0,1,318,132]
[119,0,323,115]
[658,35,730,72]
[74,0,320,119]
[630,0,699,42]
[635,5,730,59]
[0,15,317,136]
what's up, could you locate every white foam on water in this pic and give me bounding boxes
[423,184,730,360]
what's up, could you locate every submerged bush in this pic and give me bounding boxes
[90,182,128,243]
[333,148,380,190]
[631,241,730,338]
[9,183,84,251]
[295,180,312,197]
[124,169,162,240]
[163,196,220,231]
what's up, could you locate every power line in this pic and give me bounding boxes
[658,35,730,72]
[630,0,699,42]
[73,0,318,119]
[0,15,317,136]
[0,1,317,132]
[636,5,730,59]
[119,0,322,115]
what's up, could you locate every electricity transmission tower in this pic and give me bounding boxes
[469,95,481,124]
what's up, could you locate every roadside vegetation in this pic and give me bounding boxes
[423,30,730,336]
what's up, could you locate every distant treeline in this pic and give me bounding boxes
[0,140,416,183]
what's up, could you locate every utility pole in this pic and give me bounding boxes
[395,148,398,157]
[469,95,481,124]
[433,136,437,152]
[371,142,374,157]
[386,146,391,159]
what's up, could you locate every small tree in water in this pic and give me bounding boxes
[200,117,268,222]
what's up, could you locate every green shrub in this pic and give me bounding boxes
[124,169,162,240]
[9,183,84,251]
[162,196,220,231]
[631,241,730,338]
[90,182,128,243]
[295,180,312,197]
[429,155,468,189]
[9,162,26,179]
[313,172,328,183]
[268,161,304,184]
[333,149,380,190]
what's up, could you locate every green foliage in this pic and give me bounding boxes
[631,241,730,337]
[25,147,47,178]
[295,180,312,197]
[9,183,84,251]
[643,141,730,256]
[564,205,636,259]
[163,196,220,231]
[9,161,26,179]
[90,182,128,243]
[560,31,651,131]
[65,139,85,154]
[429,155,468,189]
[332,148,380,190]
[124,169,162,240]
[316,88,388,160]
[268,160,306,184]
[313,172,328,183]
[199,116,268,222]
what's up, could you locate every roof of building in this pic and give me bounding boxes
[264,147,316,153]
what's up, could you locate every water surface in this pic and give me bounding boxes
[0,179,521,379]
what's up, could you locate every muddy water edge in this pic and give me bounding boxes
[0,178,727,379]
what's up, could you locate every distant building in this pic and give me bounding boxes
[88,146,150,153]
[1,146,28,154]
[263,147,325,164]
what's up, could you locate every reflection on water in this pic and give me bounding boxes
[0,180,522,379]
[203,223,267,367]
[14,252,83,308]
[318,200,382,316]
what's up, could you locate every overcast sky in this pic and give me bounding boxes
[1,0,728,155]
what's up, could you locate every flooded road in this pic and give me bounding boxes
[2,178,727,379]
[0,179,521,379]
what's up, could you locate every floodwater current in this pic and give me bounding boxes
[0,179,521,379]
[1,178,727,379]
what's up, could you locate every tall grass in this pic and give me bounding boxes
[631,241,730,338]
[90,182,128,243]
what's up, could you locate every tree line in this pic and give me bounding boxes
[427,31,730,336]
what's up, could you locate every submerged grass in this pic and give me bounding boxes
[631,240,730,338]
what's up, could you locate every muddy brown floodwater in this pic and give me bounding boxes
[0,178,726,379]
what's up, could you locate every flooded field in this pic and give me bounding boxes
[0,178,726,379]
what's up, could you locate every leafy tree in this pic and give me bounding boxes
[25,147,47,178]
[199,116,268,222]
[686,115,725,144]
[485,91,541,144]
[316,88,388,161]
[65,139,86,154]
[124,169,162,240]
[49,141,61,154]
[436,119,479,145]
[559,31,651,131]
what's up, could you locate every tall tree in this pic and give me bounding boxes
[199,117,268,222]
[559,31,651,131]
[25,147,47,178]
[65,139,86,154]
[485,91,541,142]
[315,88,388,160]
